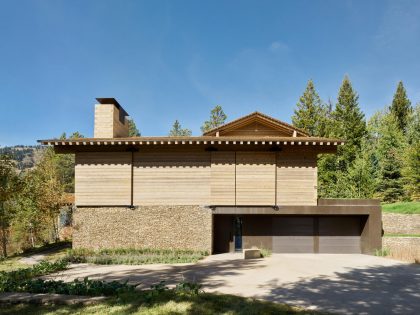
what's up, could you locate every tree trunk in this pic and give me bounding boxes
[0,203,7,258]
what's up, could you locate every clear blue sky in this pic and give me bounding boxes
[1,0,419,146]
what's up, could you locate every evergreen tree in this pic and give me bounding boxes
[390,81,412,133]
[374,112,406,202]
[201,105,227,133]
[169,120,192,136]
[292,80,328,136]
[332,76,367,167]
[128,119,141,137]
[402,103,420,200]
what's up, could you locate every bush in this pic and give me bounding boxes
[64,248,208,265]
[4,277,135,296]
[0,260,68,293]
[375,248,390,257]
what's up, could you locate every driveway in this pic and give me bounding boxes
[48,254,420,314]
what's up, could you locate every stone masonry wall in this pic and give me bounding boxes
[382,213,420,234]
[72,206,213,252]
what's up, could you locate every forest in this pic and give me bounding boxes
[0,76,419,258]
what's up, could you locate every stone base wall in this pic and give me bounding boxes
[383,237,420,263]
[72,206,213,252]
[382,214,420,234]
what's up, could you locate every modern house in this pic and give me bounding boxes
[40,98,381,254]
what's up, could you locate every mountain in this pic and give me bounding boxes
[0,145,44,170]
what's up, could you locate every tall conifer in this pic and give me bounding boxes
[390,81,412,133]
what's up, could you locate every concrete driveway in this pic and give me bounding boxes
[48,254,420,314]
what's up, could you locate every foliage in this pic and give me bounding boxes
[201,105,227,133]
[64,248,208,265]
[374,248,390,257]
[260,248,272,258]
[384,233,420,237]
[390,81,412,133]
[381,202,420,214]
[128,118,141,137]
[0,146,43,170]
[169,120,192,136]
[0,260,68,292]
[292,79,329,136]
[2,277,135,296]
[0,154,22,257]
[374,113,406,202]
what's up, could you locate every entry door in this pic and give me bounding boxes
[234,217,243,251]
[236,152,276,205]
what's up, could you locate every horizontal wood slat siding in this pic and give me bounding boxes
[236,152,276,205]
[211,152,236,205]
[75,152,131,206]
[133,152,211,205]
[223,122,290,137]
[276,151,317,205]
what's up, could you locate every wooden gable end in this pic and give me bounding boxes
[203,112,308,137]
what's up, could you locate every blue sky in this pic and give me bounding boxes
[1,0,419,146]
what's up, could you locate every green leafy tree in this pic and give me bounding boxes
[169,120,192,136]
[292,80,329,136]
[128,119,141,137]
[0,154,21,257]
[201,105,227,133]
[390,81,412,133]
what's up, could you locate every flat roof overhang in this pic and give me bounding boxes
[38,137,344,154]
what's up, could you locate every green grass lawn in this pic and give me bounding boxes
[381,202,420,214]
[0,291,326,315]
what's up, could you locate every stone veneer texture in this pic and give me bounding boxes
[72,206,212,252]
[382,213,420,234]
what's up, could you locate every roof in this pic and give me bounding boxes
[202,111,310,137]
[40,136,344,147]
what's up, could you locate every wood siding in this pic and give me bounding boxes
[276,150,317,206]
[236,152,276,205]
[211,152,236,205]
[222,121,291,137]
[75,152,131,206]
[133,151,211,205]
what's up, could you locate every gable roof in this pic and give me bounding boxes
[202,111,309,137]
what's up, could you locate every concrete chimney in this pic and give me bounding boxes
[94,98,129,138]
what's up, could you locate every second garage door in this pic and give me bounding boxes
[270,216,362,254]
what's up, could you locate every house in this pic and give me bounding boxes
[40,98,381,254]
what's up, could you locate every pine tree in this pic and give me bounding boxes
[390,81,412,133]
[128,119,141,137]
[332,76,367,167]
[402,103,420,200]
[292,80,328,136]
[201,105,227,133]
[374,113,406,202]
[169,120,192,136]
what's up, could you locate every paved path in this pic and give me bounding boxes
[46,254,420,315]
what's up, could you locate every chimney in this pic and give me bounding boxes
[94,98,129,138]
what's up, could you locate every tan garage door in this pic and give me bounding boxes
[318,216,362,253]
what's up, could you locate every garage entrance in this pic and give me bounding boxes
[213,215,366,254]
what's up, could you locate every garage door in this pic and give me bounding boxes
[269,216,362,254]
[272,217,315,253]
[318,216,362,253]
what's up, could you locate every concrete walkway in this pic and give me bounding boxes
[46,254,420,315]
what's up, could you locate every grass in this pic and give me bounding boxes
[382,201,420,214]
[374,248,390,257]
[64,248,209,265]
[384,233,420,237]
[260,248,272,257]
[0,256,29,272]
[0,290,327,315]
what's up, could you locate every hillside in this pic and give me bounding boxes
[0,145,44,170]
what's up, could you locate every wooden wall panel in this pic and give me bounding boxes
[223,122,290,137]
[211,152,236,205]
[75,152,131,206]
[236,152,276,205]
[133,152,211,205]
[276,150,317,205]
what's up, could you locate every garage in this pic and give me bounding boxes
[213,215,366,254]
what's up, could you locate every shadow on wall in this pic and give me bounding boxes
[262,263,420,315]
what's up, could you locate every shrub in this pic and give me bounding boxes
[375,248,390,257]
[64,248,208,265]
[260,248,272,258]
